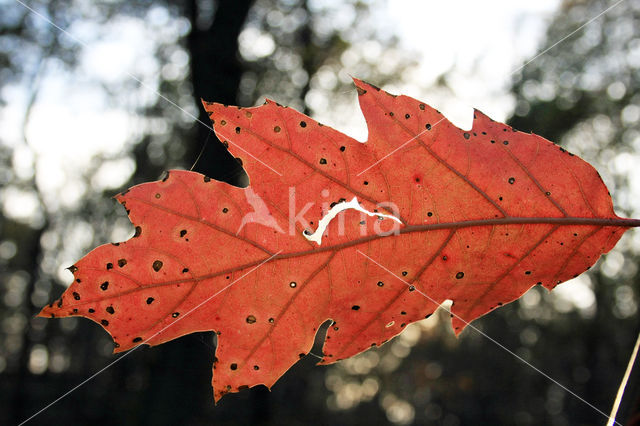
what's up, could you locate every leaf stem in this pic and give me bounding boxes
[607,329,640,426]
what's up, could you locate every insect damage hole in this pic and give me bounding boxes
[304,197,402,245]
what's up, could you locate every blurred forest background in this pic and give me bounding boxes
[1,0,640,425]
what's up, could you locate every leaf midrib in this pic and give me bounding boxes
[78,216,639,306]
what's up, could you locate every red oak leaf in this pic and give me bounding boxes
[40,79,640,401]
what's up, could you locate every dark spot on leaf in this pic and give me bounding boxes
[230,363,238,370]
[425,123,431,130]
[389,112,394,117]
[180,229,187,237]
[235,126,241,134]
[363,181,368,185]
[340,146,345,152]
[253,365,260,370]
[133,337,142,343]
[268,318,274,323]
[100,281,109,291]
[463,132,470,139]
[356,86,367,96]
[57,299,63,308]
[442,255,447,261]
[73,308,78,313]
[146,297,154,305]
[152,260,163,272]
[172,312,180,318]
[106,262,113,270]
[377,281,384,287]
[274,126,281,133]
[352,305,360,310]
[220,120,226,126]
[402,271,408,276]
[503,140,509,145]
[289,281,297,288]
[246,315,256,324]
[405,113,410,119]
[456,272,465,279]
[106,306,115,314]
[134,226,142,237]
[427,212,433,217]
[182,268,189,273]
[155,193,161,199]
[118,258,127,267]
[419,103,425,110]
[525,271,531,275]
[546,191,551,196]
[68,265,78,273]
[299,353,305,359]
[101,319,109,326]
[319,158,327,165]
[409,286,415,292]
[88,308,95,313]
[114,342,120,348]
[299,121,307,128]
[204,176,211,182]
[508,177,515,184]
[401,311,406,315]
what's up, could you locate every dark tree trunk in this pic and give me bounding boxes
[138,2,255,424]
[186,0,252,187]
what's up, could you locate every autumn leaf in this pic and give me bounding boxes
[40,79,640,401]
